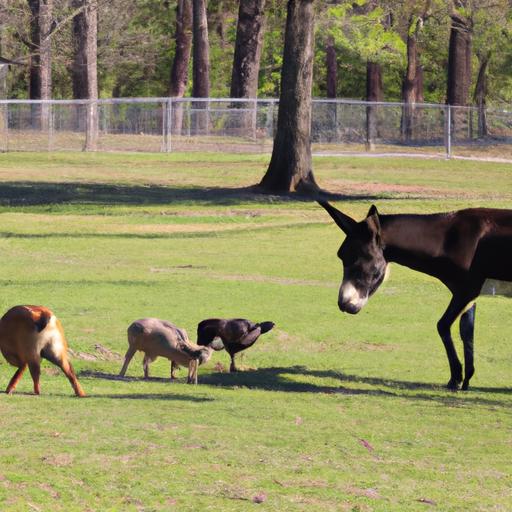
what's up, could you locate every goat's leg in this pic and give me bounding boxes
[437,293,476,390]
[187,360,198,384]
[143,355,150,379]
[5,364,27,394]
[171,360,178,380]
[28,362,41,395]
[119,346,137,377]
[459,303,476,391]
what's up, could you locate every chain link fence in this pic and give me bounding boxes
[1,97,512,160]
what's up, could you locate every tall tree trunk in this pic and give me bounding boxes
[28,0,53,130]
[230,0,266,99]
[230,0,266,136]
[326,36,336,99]
[0,19,5,99]
[366,61,383,151]
[169,0,192,134]
[474,52,490,138]
[0,30,7,150]
[192,0,210,134]
[362,1,387,151]
[401,14,425,142]
[259,0,318,194]
[72,0,98,150]
[447,6,472,106]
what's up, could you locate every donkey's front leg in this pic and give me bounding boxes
[459,303,476,391]
[437,298,465,390]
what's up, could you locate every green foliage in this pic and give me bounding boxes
[1,0,512,105]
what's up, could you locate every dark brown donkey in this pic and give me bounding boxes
[319,201,512,390]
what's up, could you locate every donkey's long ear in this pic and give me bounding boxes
[318,201,357,234]
[366,204,381,237]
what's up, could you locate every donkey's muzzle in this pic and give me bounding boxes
[338,300,361,315]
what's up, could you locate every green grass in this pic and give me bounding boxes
[0,152,511,511]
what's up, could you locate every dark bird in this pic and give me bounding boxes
[197,318,275,372]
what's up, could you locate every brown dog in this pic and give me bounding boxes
[0,305,85,397]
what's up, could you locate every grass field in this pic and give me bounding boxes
[0,152,511,511]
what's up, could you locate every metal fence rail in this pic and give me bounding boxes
[1,97,511,160]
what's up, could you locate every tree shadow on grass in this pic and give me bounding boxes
[200,365,512,408]
[0,181,387,207]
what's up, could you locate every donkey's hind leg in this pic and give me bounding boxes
[460,303,476,391]
[438,291,480,390]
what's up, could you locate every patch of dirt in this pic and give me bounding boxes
[346,486,382,500]
[39,483,60,499]
[274,478,330,489]
[69,343,122,361]
[158,209,265,218]
[213,361,228,372]
[42,367,60,376]
[93,343,122,361]
[41,453,74,467]
[183,444,207,450]
[327,179,475,199]
[345,340,398,352]
[149,268,337,288]
[290,495,357,511]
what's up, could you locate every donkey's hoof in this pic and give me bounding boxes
[446,379,461,391]
[461,380,470,391]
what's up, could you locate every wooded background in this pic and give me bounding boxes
[1,0,511,109]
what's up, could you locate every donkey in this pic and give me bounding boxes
[318,201,512,390]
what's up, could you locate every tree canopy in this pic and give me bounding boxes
[0,0,511,105]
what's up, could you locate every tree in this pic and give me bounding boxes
[473,50,489,136]
[401,1,431,141]
[72,0,98,150]
[471,0,512,137]
[192,0,209,133]
[365,61,383,150]
[28,0,52,101]
[446,1,472,106]
[169,0,192,133]
[230,0,266,99]
[169,0,192,98]
[230,0,266,135]
[326,2,405,149]
[27,0,53,130]
[362,3,389,151]
[325,35,336,98]
[258,0,318,194]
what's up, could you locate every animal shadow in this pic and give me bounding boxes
[201,365,512,407]
[78,370,213,402]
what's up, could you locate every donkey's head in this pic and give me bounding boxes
[319,201,387,314]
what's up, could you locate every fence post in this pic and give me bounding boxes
[0,102,8,152]
[163,98,172,153]
[85,100,98,151]
[444,104,452,159]
[48,102,54,151]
